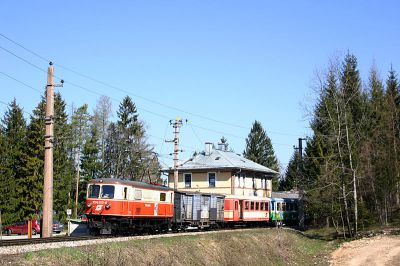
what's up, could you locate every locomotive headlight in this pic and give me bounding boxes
[87,203,92,208]
[105,203,111,209]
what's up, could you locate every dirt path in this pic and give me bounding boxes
[331,235,400,266]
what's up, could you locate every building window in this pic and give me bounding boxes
[208,172,216,187]
[184,173,192,188]
[240,173,245,188]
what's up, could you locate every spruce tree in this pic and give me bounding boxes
[385,66,400,207]
[53,93,74,222]
[22,98,46,219]
[79,124,101,213]
[281,150,302,191]
[243,120,279,189]
[116,96,143,179]
[1,100,27,224]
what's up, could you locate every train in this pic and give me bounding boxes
[85,178,299,235]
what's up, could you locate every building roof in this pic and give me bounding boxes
[162,147,278,175]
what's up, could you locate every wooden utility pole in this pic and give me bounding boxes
[42,62,63,238]
[166,118,184,190]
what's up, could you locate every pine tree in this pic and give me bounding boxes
[243,120,279,189]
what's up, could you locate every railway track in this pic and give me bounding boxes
[0,235,108,247]
[0,225,296,249]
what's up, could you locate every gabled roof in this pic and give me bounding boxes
[162,148,278,175]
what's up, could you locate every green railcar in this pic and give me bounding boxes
[270,198,299,226]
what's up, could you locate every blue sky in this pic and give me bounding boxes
[1,1,399,172]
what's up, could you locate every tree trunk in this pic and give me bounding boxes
[344,111,358,236]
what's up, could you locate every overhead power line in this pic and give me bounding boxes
[0,71,42,94]
[0,32,302,136]
[0,35,301,150]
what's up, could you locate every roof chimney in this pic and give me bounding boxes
[205,142,213,156]
[217,142,228,151]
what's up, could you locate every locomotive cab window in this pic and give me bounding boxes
[101,185,115,199]
[160,192,166,202]
[88,185,100,198]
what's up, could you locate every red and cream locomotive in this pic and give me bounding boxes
[86,178,174,235]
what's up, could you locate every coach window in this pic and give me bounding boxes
[250,201,254,210]
[160,192,166,202]
[88,185,100,198]
[271,202,275,211]
[101,185,115,199]
[235,201,238,210]
[256,202,259,210]
[208,173,216,187]
[245,201,249,210]
[184,173,192,188]
[261,202,265,211]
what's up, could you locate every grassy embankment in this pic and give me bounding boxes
[3,228,338,266]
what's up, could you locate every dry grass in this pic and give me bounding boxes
[0,229,335,266]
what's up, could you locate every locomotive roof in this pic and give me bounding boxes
[89,178,173,191]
